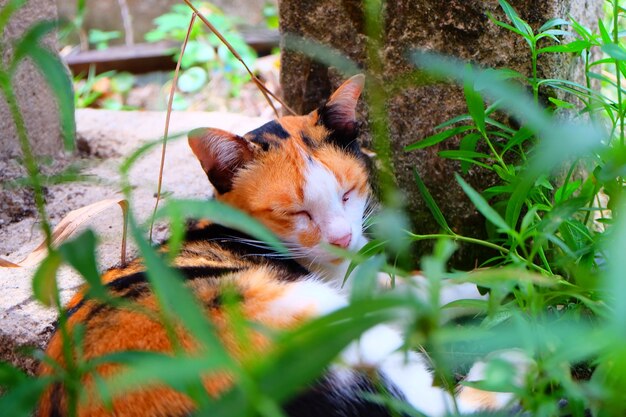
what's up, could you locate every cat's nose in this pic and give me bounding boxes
[329,232,352,249]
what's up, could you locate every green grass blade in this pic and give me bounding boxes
[0,0,26,33]
[58,230,107,298]
[129,217,232,360]
[455,174,512,234]
[463,67,486,135]
[32,251,62,307]
[413,168,452,233]
[404,125,473,151]
[157,199,287,254]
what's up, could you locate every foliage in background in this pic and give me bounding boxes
[74,67,136,110]
[4,0,626,417]
[145,1,257,109]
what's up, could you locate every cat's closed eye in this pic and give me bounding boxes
[342,187,356,203]
[291,210,313,221]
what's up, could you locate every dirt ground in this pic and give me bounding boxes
[0,108,269,373]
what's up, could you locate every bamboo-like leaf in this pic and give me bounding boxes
[538,39,591,55]
[58,229,110,300]
[197,297,409,417]
[463,67,486,135]
[413,169,452,233]
[538,18,570,33]
[498,0,533,37]
[455,174,512,234]
[404,126,473,151]
[598,19,612,45]
[105,354,226,398]
[157,199,287,254]
[438,150,490,160]
[459,133,481,174]
[603,43,626,61]
[0,198,127,268]
[0,0,26,33]
[32,251,62,307]
[342,239,387,286]
[129,217,231,359]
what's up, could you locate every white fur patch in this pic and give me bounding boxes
[340,324,403,367]
[264,277,347,321]
[297,160,367,281]
[380,351,455,417]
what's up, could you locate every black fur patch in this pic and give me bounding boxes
[184,224,310,278]
[49,382,64,417]
[283,371,407,417]
[246,120,290,151]
[300,134,318,150]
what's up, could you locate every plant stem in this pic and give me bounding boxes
[407,232,510,254]
[614,0,624,147]
[531,41,539,104]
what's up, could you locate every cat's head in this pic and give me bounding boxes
[188,75,369,267]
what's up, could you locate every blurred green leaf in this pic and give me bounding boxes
[178,67,208,93]
[157,199,287,254]
[602,43,626,61]
[32,251,62,307]
[0,0,26,33]
[199,297,409,417]
[0,376,52,417]
[464,68,486,135]
[0,362,27,388]
[129,216,232,360]
[59,230,108,300]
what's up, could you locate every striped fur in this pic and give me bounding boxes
[38,75,528,417]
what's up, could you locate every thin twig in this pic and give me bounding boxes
[117,0,134,46]
[149,13,197,242]
[182,0,296,116]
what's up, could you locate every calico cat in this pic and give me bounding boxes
[38,75,528,417]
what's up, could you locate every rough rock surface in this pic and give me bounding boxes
[0,0,67,158]
[0,109,269,374]
[279,0,603,267]
[0,0,74,238]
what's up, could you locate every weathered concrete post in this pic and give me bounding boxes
[279,0,602,267]
[0,0,72,373]
[0,0,72,225]
[1,0,67,157]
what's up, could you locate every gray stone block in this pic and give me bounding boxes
[279,0,603,267]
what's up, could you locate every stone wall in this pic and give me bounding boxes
[279,0,603,268]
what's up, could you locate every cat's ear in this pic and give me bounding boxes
[317,74,365,147]
[188,127,255,194]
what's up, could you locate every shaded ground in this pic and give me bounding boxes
[0,108,269,373]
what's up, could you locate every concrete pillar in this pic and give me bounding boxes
[1,0,66,158]
[279,0,603,267]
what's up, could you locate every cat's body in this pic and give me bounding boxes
[38,75,526,417]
